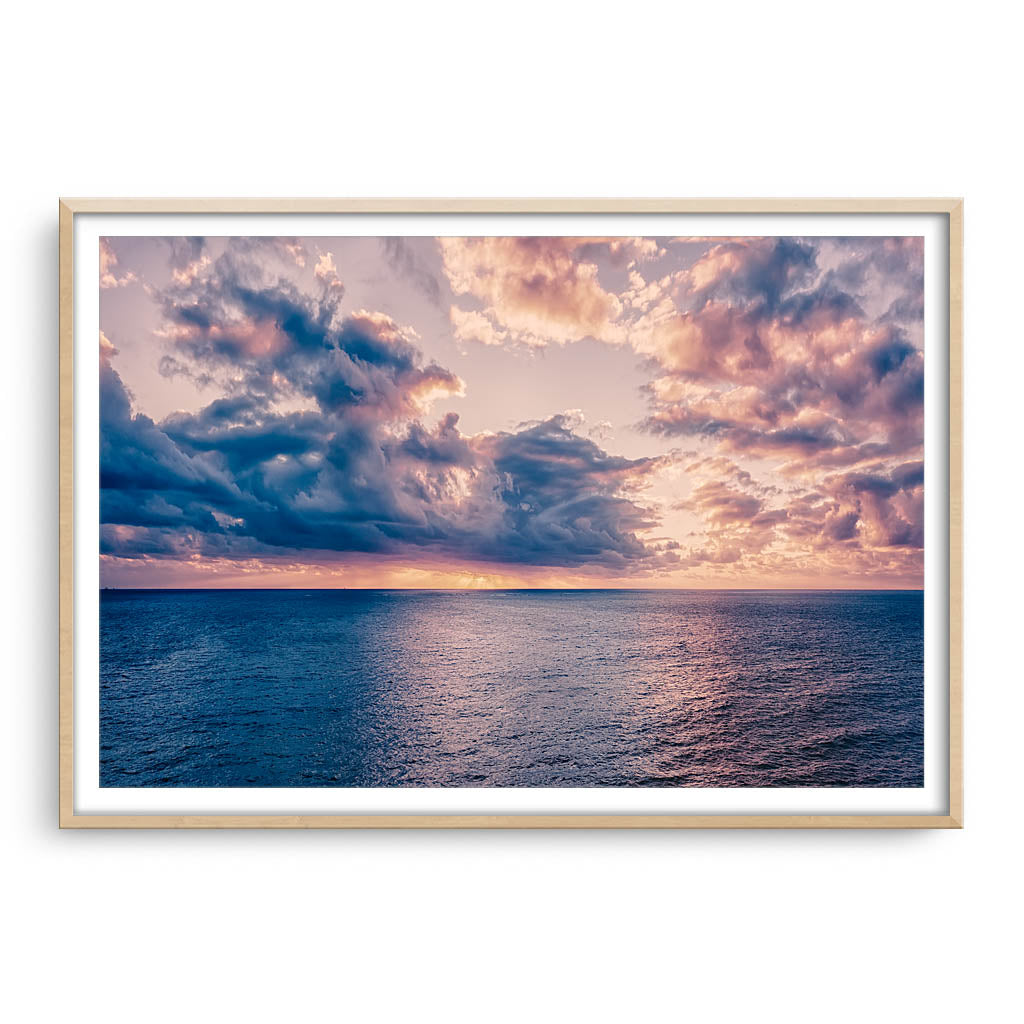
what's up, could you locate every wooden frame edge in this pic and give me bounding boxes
[59,200,75,829]
[58,198,964,830]
[58,197,965,215]
[59,813,962,830]
[948,200,964,827]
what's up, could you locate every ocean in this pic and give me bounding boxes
[99,589,924,788]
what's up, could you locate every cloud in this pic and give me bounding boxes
[684,237,818,310]
[637,237,924,481]
[440,237,629,345]
[449,306,509,347]
[99,330,117,360]
[152,244,461,422]
[284,242,306,267]
[655,242,925,579]
[313,249,344,292]
[99,362,243,546]
[668,449,924,578]
[165,237,210,285]
[470,414,677,568]
[380,237,442,305]
[99,239,138,289]
[100,242,672,574]
[100,234,925,586]
[437,231,924,589]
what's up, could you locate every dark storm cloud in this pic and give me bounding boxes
[100,358,236,503]
[471,414,677,569]
[387,412,475,468]
[487,413,654,505]
[102,378,671,569]
[163,403,333,473]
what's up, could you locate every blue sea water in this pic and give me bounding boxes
[99,589,923,788]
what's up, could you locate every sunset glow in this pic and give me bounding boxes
[99,235,924,589]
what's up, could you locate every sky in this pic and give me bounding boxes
[98,233,925,589]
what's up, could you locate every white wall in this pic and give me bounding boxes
[3,2,1018,1020]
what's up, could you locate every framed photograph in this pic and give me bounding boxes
[59,198,962,828]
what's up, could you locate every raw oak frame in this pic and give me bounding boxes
[58,198,964,829]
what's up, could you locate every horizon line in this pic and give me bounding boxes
[100,585,924,593]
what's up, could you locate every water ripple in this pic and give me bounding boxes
[99,589,923,788]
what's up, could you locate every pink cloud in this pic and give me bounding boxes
[99,238,138,289]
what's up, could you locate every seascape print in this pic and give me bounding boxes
[98,235,925,787]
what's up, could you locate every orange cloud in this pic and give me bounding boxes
[440,237,626,345]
